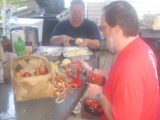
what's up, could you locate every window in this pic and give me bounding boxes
[65,0,160,18]
[105,0,160,18]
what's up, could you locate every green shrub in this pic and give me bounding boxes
[0,0,27,8]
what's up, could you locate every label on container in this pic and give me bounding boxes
[25,41,33,55]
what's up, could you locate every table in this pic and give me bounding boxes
[0,52,99,120]
[0,80,87,120]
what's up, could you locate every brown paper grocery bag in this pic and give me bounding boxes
[11,55,54,101]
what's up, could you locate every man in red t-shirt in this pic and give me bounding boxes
[78,1,159,120]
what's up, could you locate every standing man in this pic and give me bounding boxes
[50,0,101,49]
[78,1,159,120]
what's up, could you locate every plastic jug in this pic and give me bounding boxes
[14,36,26,56]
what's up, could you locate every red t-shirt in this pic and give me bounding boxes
[102,37,159,120]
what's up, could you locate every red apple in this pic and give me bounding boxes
[39,67,48,75]
[23,72,32,77]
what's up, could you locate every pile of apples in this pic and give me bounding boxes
[15,66,48,78]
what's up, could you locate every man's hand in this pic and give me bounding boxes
[77,38,89,47]
[86,83,103,100]
[62,35,73,46]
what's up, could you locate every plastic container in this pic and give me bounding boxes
[14,36,26,56]
[0,62,4,83]
[35,46,63,61]
[25,41,33,55]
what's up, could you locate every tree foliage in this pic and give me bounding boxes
[0,0,27,8]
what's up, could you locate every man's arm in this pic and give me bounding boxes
[80,62,106,77]
[50,35,64,45]
[86,84,113,120]
[99,94,113,120]
[50,35,73,46]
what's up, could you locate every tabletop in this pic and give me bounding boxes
[0,80,87,120]
[0,51,99,120]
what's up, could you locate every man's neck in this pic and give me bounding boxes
[70,19,84,28]
[117,35,139,52]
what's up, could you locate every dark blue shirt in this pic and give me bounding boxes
[51,19,101,40]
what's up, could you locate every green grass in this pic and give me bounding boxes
[0,0,27,8]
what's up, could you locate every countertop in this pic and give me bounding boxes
[0,80,87,120]
[0,51,99,120]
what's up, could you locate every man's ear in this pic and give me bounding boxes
[113,25,121,34]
